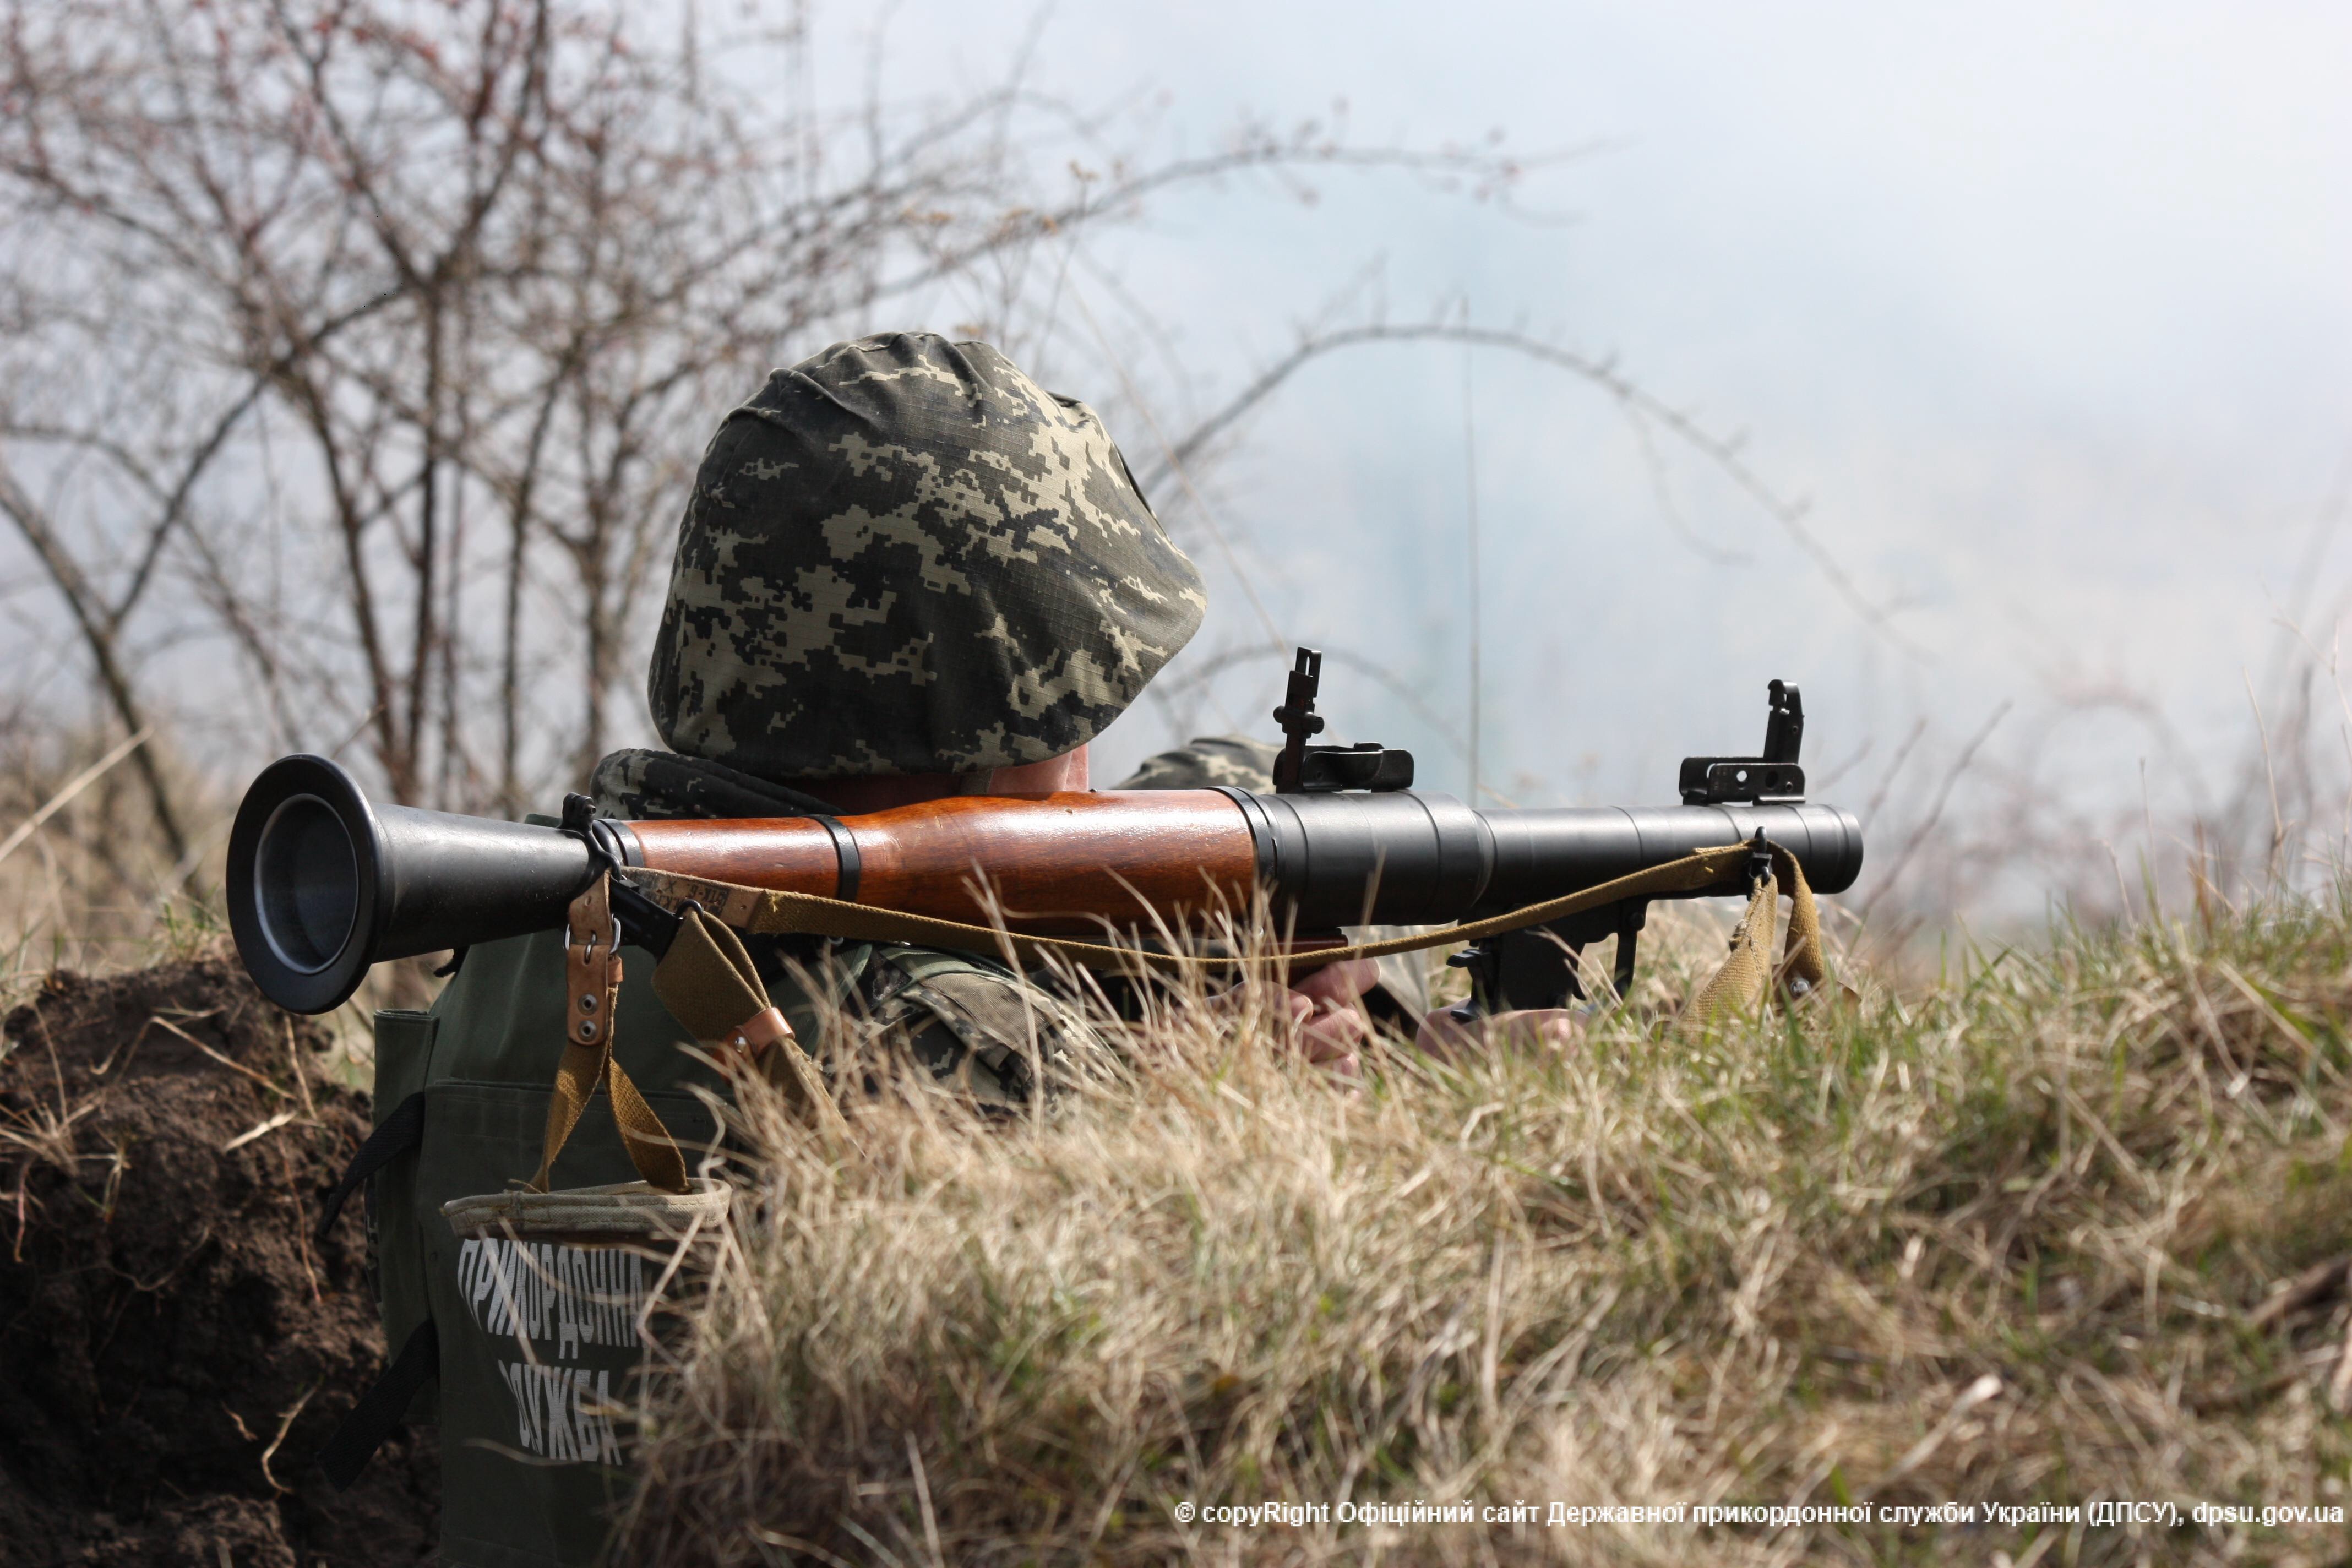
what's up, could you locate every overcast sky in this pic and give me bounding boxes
[815,2,2349,902]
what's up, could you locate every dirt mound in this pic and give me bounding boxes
[0,952,436,1566]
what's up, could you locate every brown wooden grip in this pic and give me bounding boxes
[623,790,1259,934]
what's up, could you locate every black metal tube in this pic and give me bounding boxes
[1471,801,1865,916]
[1232,788,1491,928]
[227,755,597,1014]
[1244,792,1861,928]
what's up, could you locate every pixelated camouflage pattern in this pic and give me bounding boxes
[1114,733,1283,792]
[589,748,836,821]
[649,332,1206,780]
[1113,736,1434,1021]
[856,945,1113,1109]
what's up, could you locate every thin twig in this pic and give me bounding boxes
[149,1016,285,1099]
[257,1381,318,1493]
[2244,667,2288,888]
[0,726,153,870]
[2248,1256,2348,1330]
[277,1137,324,1304]
[906,1434,945,1568]
[282,1017,318,1124]
[1461,327,1482,808]
[220,1110,307,1152]
[1147,318,1919,652]
[1863,1374,2002,1498]
[1858,704,2012,925]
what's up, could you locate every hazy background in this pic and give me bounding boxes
[853,2,2351,917]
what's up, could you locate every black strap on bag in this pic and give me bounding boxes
[313,1091,426,1247]
[318,1318,439,1490]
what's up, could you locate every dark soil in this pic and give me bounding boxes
[0,951,437,1566]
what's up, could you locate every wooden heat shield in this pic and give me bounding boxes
[618,789,1261,935]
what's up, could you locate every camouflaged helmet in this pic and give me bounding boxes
[647,333,1206,778]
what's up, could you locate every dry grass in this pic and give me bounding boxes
[617,898,2352,1567]
[0,718,229,1007]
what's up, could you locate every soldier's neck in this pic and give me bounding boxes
[792,745,1091,815]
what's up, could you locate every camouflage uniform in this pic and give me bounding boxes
[1115,733,1289,793]
[389,334,1199,1567]
[1115,736,1435,1023]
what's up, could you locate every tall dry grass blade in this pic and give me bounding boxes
[604,891,2352,1565]
[0,726,152,870]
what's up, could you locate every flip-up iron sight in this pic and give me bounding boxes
[1270,647,1416,793]
[1677,679,1805,805]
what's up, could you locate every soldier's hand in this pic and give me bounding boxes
[1414,1006,1585,1056]
[1206,959,1377,1072]
[1285,958,1380,1071]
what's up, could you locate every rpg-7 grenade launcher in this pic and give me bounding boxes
[225,654,1860,1019]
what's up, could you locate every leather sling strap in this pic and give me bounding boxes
[650,906,852,1145]
[527,873,688,1195]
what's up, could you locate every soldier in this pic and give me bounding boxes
[365,332,1375,1567]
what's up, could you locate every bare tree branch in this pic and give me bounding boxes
[1146,318,1920,654]
[0,0,1578,921]
[0,461,193,866]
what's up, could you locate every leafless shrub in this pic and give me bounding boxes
[0,0,1547,946]
[1845,585,2352,967]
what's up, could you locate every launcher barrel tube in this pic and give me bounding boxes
[228,755,1865,1016]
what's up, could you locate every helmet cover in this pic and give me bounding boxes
[647,333,1206,777]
